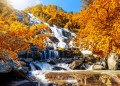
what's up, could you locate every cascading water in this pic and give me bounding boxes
[29,63,36,71]
[26,13,94,85]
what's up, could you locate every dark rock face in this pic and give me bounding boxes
[64,50,74,58]
[0,54,28,77]
[17,58,33,64]
[47,60,56,65]
[52,66,66,70]
[83,54,97,63]
[49,37,59,43]
[65,60,74,64]
[0,60,12,73]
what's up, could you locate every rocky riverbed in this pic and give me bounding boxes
[1,52,120,86]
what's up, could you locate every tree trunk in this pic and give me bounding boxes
[107,51,119,70]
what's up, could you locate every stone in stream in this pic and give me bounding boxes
[0,54,28,77]
[47,60,56,65]
[52,66,67,70]
[93,64,106,70]
[70,60,84,70]
[93,61,106,70]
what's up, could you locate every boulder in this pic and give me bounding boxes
[2,55,28,77]
[0,60,12,73]
[107,51,119,70]
[17,58,33,63]
[47,60,56,65]
[70,60,83,70]
[93,64,106,70]
[83,54,97,63]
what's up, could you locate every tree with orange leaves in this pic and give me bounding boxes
[0,1,51,60]
[74,0,120,69]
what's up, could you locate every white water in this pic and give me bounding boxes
[87,65,93,70]
[27,13,92,55]
[29,61,93,86]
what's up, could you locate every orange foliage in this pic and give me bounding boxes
[24,4,78,30]
[74,0,120,56]
[0,1,51,59]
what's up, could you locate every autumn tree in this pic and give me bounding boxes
[0,1,51,60]
[74,0,120,69]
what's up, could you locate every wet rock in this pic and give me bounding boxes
[2,55,28,77]
[65,60,74,64]
[93,64,106,70]
[83,54,97,63]
[52,66,67,70]
[32,63,41,70]
[70,60,83,70]
[96,62,106,68]
[64,50,74,58]
[16,61,27,66]
[17,58,33,63]
[22,66,29,71]
[47,60,56,65]
[0,60,12,73]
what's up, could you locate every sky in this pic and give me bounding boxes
[10,0,84,13]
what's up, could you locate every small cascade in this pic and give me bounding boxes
[86,65,93,70]
[36,62,53,71]
[29,62,78,85]
[29,63,36,71]
[39,52,43,60]
[54,51,59,59]
[43,50,47,60]
[49,50,51,59]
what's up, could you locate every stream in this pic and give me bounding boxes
[28,60,93,86]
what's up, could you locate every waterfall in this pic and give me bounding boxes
[86,65,93,70]
[54,51,59,59]
[36,62,53,71]
[31,51,34,58]
[43,50,47,59]
[37,50,43,60]
[49,50,51,59]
